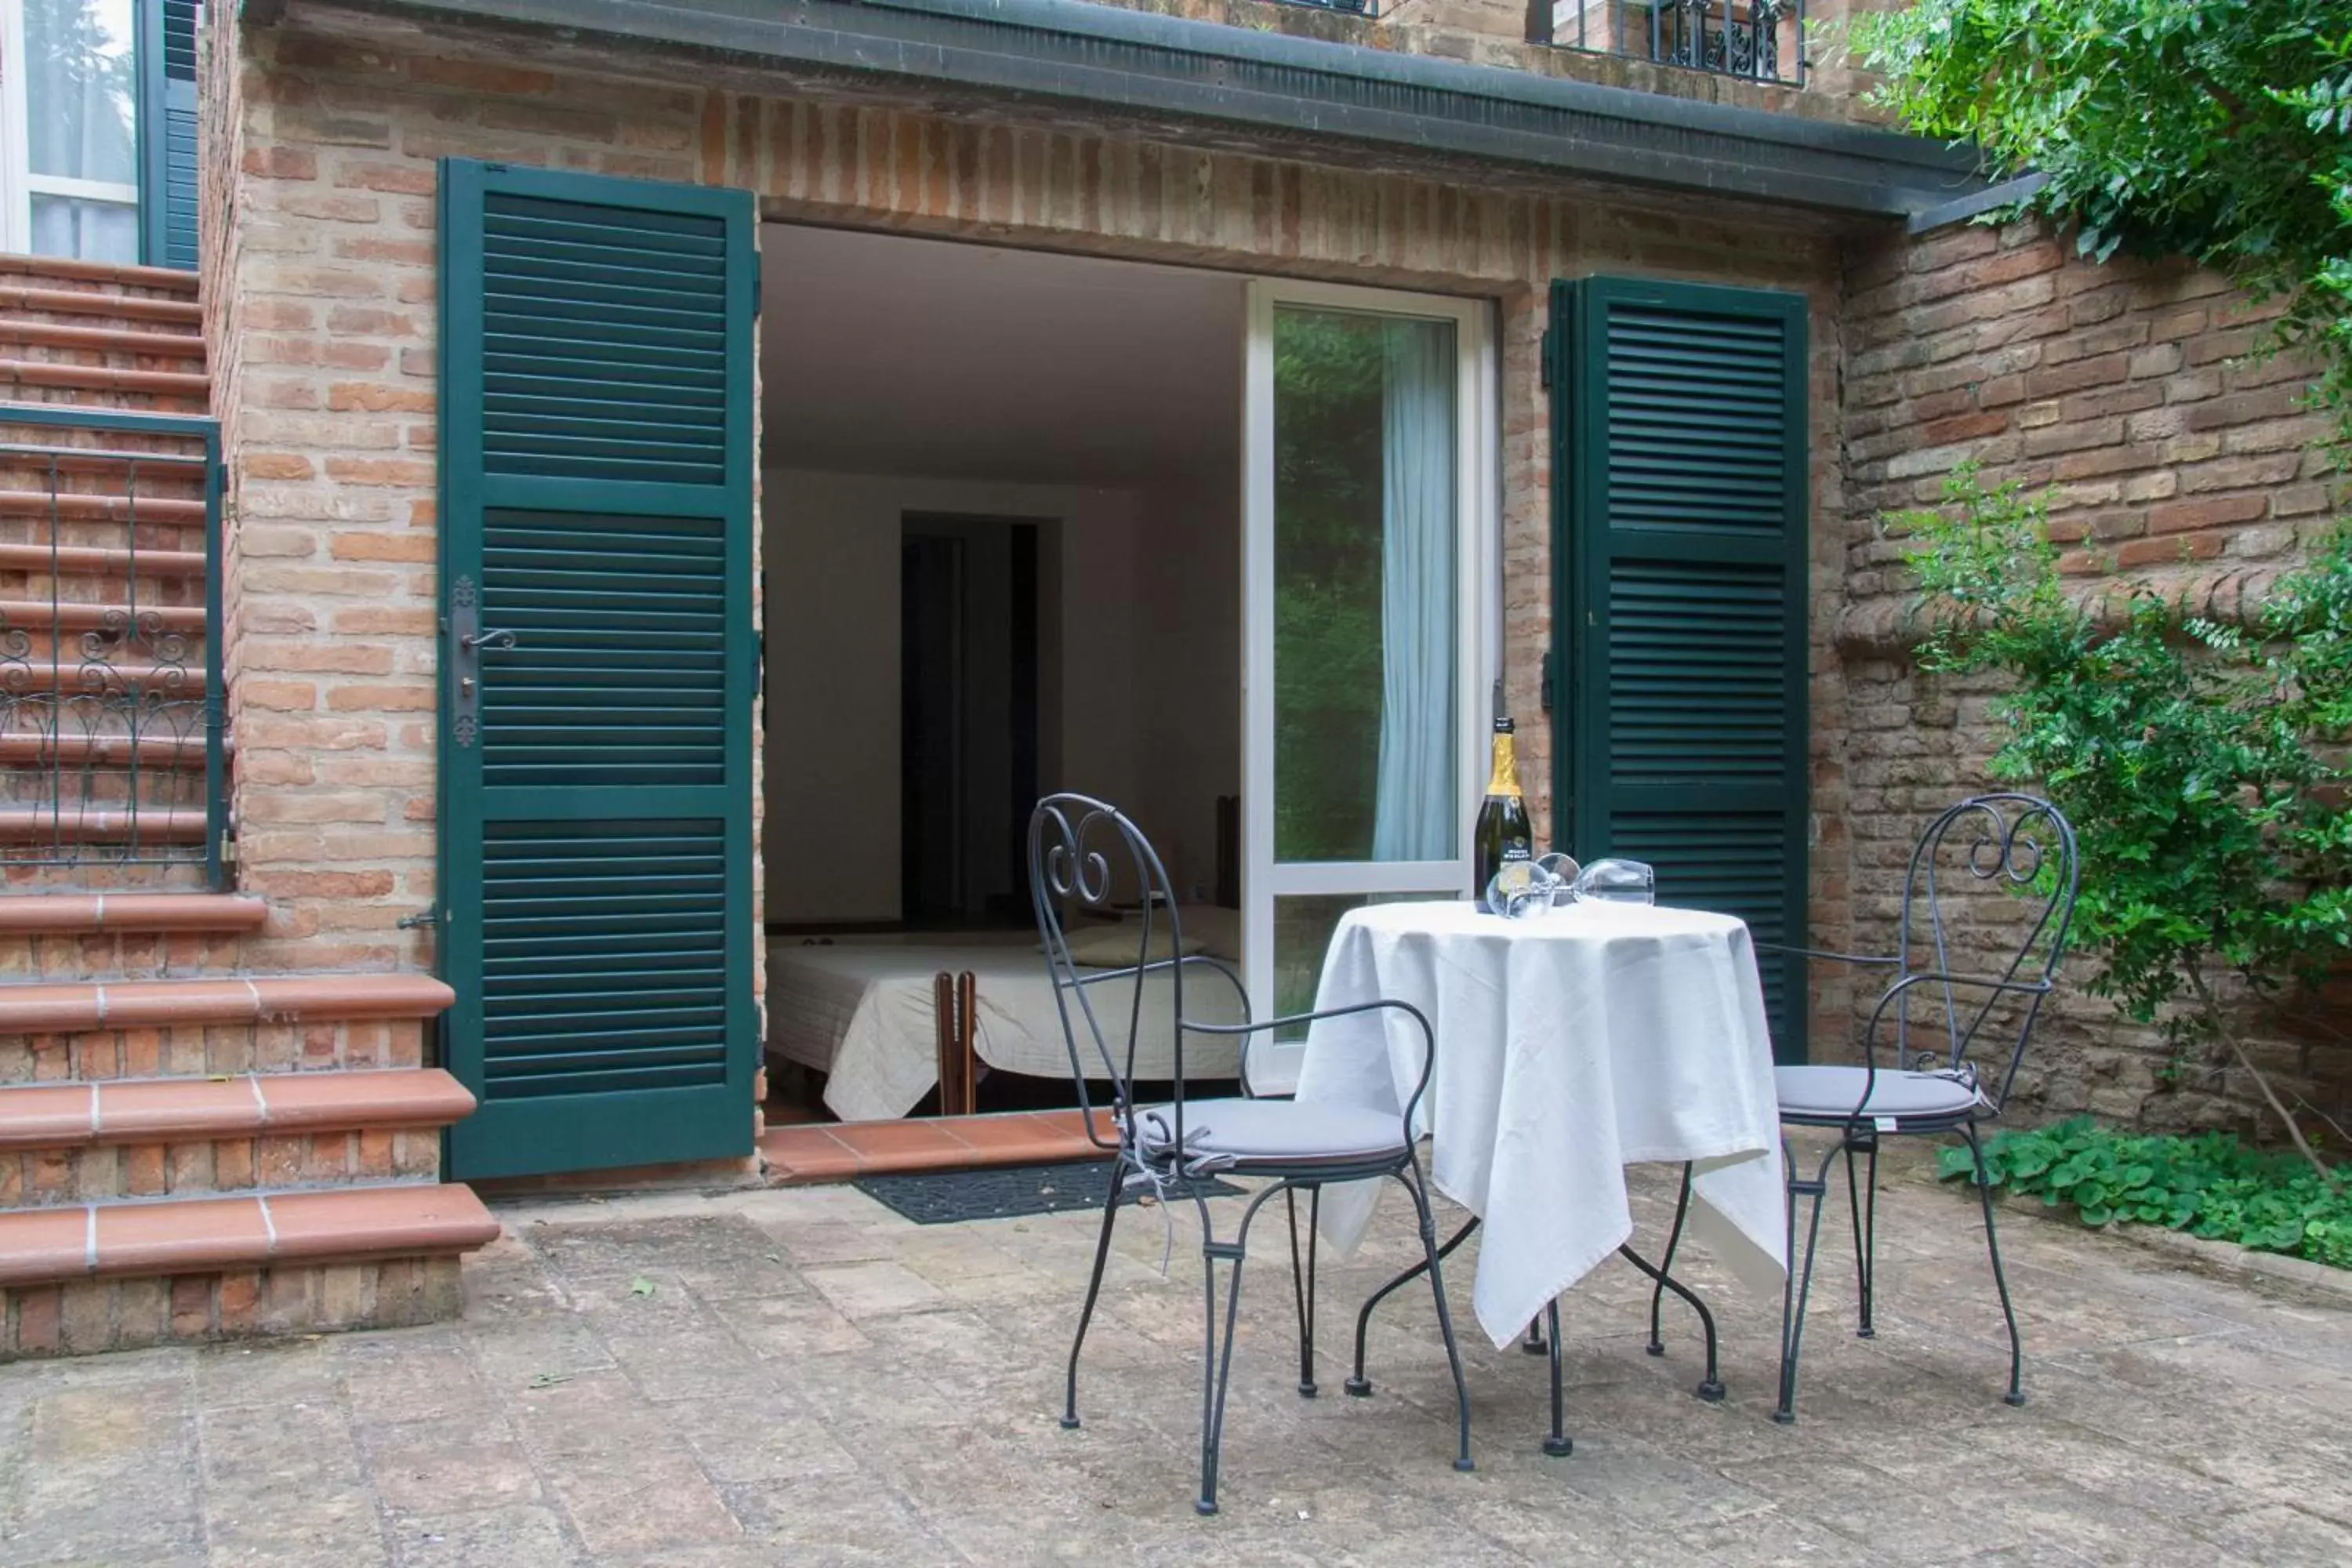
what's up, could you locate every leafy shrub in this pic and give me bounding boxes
[1944,1116,2352,1269]
[1900,470,2352,1169]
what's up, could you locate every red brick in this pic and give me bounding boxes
[243,145,318,180]
[2148,494,2269,535]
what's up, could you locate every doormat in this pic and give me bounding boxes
[854,1160,1243,1225]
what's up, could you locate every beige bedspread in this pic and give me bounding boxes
[766,932,1247,1123]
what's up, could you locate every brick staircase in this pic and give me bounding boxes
[0,256,496,1359]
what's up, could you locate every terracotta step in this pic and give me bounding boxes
[0,1182,498,1289]
[0,599,205,636]
[0,361,210,403]
[0,321,205,365]
[0,734,209,771]
[0,542,206,578]
[0,974,452,1036]
[0,288,202,331]
[0,1069,474,1208]
[0,488,206,525]
[0,893,263,936]
[0,254,200,297]
[0,1069,468,1149]
[0,807,209,846]
[1,1184,489,1356]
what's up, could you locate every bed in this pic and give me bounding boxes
[765,915,1247,1124]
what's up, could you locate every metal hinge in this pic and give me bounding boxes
[1540,327,1554,391]
[1540,645,1556,713]
[752,273,763,320]
[397,908,441,930]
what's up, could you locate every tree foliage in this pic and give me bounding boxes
[1853,0,2352,441]
[1900,469,2352,1162]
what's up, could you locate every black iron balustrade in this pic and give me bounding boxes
[0,405,226,890]
[1547,0,1804,86]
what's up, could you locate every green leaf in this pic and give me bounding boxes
[630,1276,658,1298]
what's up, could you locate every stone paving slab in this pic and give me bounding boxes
[2,1151,2348,1566]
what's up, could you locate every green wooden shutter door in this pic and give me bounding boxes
[135,0,199,271]
[437,158,757,1179]
[1551,278,1809,1062]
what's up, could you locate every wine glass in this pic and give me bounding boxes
[1483,858,1555,920]
[1574,858,1656,905]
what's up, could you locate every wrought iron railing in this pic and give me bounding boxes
[0,405,226,889]
[1547,0,1805,86]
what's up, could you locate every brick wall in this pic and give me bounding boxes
[1833,218,2347,1132]
[209,4,1849,1004]
[1094,0,1884,119]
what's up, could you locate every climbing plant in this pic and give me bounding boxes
[1898,469,2352,1170]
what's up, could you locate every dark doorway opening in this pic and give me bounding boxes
[899,514,1041,927]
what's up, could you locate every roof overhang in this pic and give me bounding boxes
[249,0,1994,220]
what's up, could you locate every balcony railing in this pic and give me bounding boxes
[0,404,226,890]
[1548,0,1805,86]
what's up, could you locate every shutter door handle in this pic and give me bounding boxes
[460,629,517,652]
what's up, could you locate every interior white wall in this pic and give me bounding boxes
[764,469,1176,924]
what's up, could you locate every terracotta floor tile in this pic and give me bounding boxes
[822,1119,968,1173]
[938,1112,1102,1163]
[757,1126,861,1185]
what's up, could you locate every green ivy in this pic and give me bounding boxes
[1899,470,2352,1167]
[1944,1117,2352,1269]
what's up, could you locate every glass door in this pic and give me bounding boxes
[1240,281,1496,1091]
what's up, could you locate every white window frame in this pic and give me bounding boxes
[0,0,143,258]
[1239,277,1501,1092]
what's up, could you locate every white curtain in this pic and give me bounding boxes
[24,0,139,264]
[26,0,136,183]
[1370,320,1457,862]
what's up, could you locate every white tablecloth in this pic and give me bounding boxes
[1296,900,1788,1348]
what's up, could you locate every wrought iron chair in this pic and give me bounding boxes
[1647,793,2078,1424]
[1030,794,1474,1515]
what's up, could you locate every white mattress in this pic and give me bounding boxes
[766,932,1247,1123]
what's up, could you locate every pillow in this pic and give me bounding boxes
[1179,904,1241,962]
[1062,920,1205,969]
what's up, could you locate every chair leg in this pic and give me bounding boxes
[1965,1124,2027,1407]
[1197,1233,1250,1517]
[1345,1216,1478,1399]
[1523,1318,1548,1356]
[1647,1161,1695,1357]
[1399,1165,1475,1474]
[1774,1142,1835,1426]
[1849,1135,1878,1339]
[1542,1298,1571,1457]
[1061,1156,1125,1430]
[1286,1185,1320,1397]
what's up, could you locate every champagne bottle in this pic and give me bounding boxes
[1473,717,1534,913]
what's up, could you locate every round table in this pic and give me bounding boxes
[1295,898,1789,1350]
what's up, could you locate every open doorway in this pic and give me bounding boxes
[759,227,1248,1127]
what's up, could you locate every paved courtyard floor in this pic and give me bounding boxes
[4,1150,2351,1566]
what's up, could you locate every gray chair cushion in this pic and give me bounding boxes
[1131,1098,1407,1168]
[1775,1064,1983,1123]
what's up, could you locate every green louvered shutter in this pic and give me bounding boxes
[1550,278,1809,1062]
[134,0,199,270]
[437,159,757,1179]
